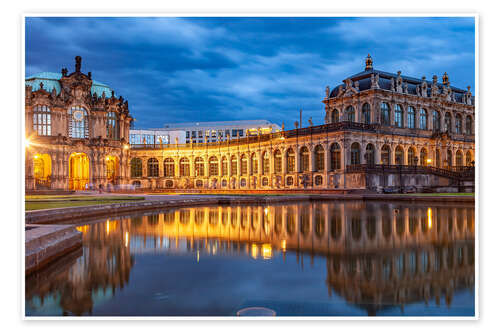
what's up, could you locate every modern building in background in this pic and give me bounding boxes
[130,120,280,146]
[25,55,475,192]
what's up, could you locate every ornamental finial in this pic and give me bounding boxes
[442,72,449,85]
[75,56,82,72]
[365,54,373,70]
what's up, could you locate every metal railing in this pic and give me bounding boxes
[345,164,475,180]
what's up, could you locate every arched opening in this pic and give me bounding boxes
[362,103,371,124]
[407,106,415,129]
[194,157,204,176]
[408,147,417,166]
[381,144,391,165]
[395,146,404,165]
[130,158,142,178]
[455,114,463,134]
[251,153,258,175]
[33,153,52,188]
[68,106,89,139]
[69,152,89,190]
[433,111,441,131]
[299,147,309,172]
[262,151,270,174]
[444,112,452,132]
[286,148,295,173]
[332,109,340,123]
[240,154,248,175]
[147,158,159,177]
[381,102,390,125]
[345,105,355,122]
[179,157,190,177]
[365,144,375,166]
[420,148,428,166]
[314,145,324,171]
[330,143,341,170]
[230,155,237,176]
[164,158,175,177]
[420,108,428,130]
[466,151,473,166]
[446,149,453,168]
[394,104,403,127]
[350,142,361,165]
[274,150,282,173]
[221,156,228,176]
[105,155,118,183]
[456,150,464,166]
[209,156,218,176]
[466,116,473,135]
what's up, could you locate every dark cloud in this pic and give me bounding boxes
[25,17,475,129]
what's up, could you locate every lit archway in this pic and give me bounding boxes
[105,155,118,183]
[33,153,52,188]
[69,152,89,190]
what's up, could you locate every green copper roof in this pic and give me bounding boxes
[25,72,113,98]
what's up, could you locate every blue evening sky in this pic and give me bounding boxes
[25,17,475,129]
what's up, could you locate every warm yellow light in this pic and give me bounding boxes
[33,154,39,159]
[25,139,31,148]
[106,156,110,161]
[197,250,200,263]
[427,159,432,164]
[125,232,129,247]
[106,220,110,235]
[261,243,272,260]
[264,207,269,215]
[251,243,259,259]
[281,239,287,251]
[123,144,130,150]
[427,208,433,229]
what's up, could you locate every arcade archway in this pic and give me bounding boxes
[33,153,52,188]
[69,152,89,190]
[106,156,118,184]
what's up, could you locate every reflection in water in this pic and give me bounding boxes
[25,201,475,316]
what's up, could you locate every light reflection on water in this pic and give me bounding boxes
[25,201,475,316]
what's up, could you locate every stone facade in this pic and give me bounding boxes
[25,56,133,191]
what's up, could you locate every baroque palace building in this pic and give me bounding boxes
[25,55,475,192]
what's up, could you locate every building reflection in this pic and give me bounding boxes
[26,201,474,316]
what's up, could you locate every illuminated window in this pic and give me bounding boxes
[251,153,258,175]
[444,112,452,132]
[262,151,270,174]
[179,157,190,176]
[286,149,295,173]
[274,150,282,173]
[68,106,88,138]
[164,158,174,177]
[240,154,248,175]
[147,158,159,177]
[222,156,228,176]
[420,148,428,166]
[106,111,119,140]
[230,155,237,176]
[209,156,218,176]
[394,104,403,127]
[299,146,309,172]
[420,108,428,130]
[130,158,142,178]
[32,105,51,136]
[195,157,204,176]
[381,102,390,125]
[455,114,462,134]
[330,143,341,170]
[456,150,463,166]
[395,146,404,165]
[381,144,391,165]
[408,147,417,166]
[314,145,324,171]
[432,110,441,131]
[407,106,415,129]
[350,142,360,165]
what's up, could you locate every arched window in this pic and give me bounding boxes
[222,156,228,176]
[362,103,371,124]
[446,149,453,167]
[466,116,472,135]
[408,147,417,166]
[274,150,282,173]
[433,111,441,131]
[420,109,428,130]
[466,151,473,166]
[286,148,295,173]
[456,151,464,166]
[240,154,248,175]
[251,153,258,175]
[230,155,237,175]
[147,158,159,177]
[381,145,391,165]
[455,114,463,134]
[179,157,190,176]
[130,158,142,178]
[381,102,390,125]
[365,144,375,165]
[420,148,428,166]
[164,158,174,177]
[332,109,340,123]
[394,104,403,127]
[351,142,361,165]
[32,105,51,136]
[106,111,119,140]
[209,156,218,176]
[395,146,404,165]
[314,145,324,171]
[345,106,355,122]
[68,106,88,138]
[407,106,415,129]
[195,157,204,176]
[262,151,270,174]
[299,147,309,172]
[330,143,341,170]
[444,112,452,132]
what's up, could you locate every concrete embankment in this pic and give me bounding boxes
[25,194,474,225]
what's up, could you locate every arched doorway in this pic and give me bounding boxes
[33,153,52,188]
[69,152,89,190]
[106,156,118,184]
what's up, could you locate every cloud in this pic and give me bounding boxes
[25,17,475,130]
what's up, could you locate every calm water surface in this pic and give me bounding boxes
[25,201,475,316]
